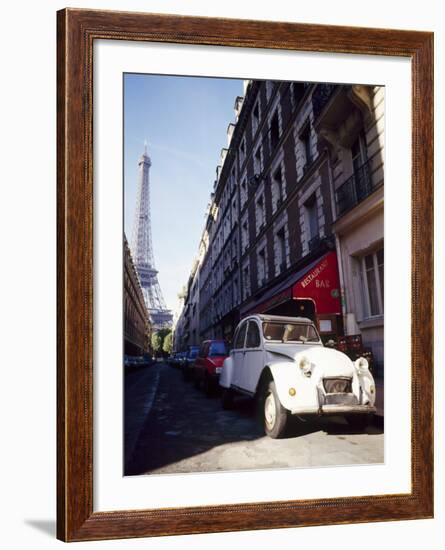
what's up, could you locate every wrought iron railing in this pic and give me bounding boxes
[308,235,321,252]
[335,157,381,216]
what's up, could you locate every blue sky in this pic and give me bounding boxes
[124,74,243,312]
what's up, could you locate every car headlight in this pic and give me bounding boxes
[355,357,369,371]
[298,356,312,376]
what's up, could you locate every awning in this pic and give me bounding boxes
[242,251,341,316]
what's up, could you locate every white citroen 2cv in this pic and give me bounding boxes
[219,314,376,438]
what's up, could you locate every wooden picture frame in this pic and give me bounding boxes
[57,8,433,542]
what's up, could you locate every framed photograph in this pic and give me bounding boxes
[57,8,433,542]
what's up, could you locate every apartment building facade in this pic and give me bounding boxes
[316,84,385,372]
[175,79,384,371]
[124,236,152,356]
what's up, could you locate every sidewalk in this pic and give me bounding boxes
[124,362,161,471]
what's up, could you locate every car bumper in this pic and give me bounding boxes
[289,405,376,416]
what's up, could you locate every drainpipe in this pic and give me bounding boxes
[325,148,347,333]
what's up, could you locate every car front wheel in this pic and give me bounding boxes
[203,373,213,397]
[346,414,372,431]
[263,380,288,438]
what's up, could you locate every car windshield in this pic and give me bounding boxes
[209,342,228,356]
[262,322,320,343]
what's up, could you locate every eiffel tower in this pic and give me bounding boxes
[130,142,173,329]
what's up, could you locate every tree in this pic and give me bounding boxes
[151,328,172,356]
[163,331,173,354]
[151,332,163,354]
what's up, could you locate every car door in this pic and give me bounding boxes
[231,321,248,389]
[237,320,264,393]
[195,342,208,380]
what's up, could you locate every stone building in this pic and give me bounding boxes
[316,85,385,372]
[124,236,152,356]
[175,259,200,350]
[176,79,384,370]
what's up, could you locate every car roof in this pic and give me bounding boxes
[243,314,314,324]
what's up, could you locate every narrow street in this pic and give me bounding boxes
[125,361,384,476]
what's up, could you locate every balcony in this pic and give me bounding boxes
[335,157,382,216]
[312,84,337,120]
[308,235,321,253]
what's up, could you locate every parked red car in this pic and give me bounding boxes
[329,334,374,373]
[194,340,229,396]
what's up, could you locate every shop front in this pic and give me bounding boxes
[241,251,343,342]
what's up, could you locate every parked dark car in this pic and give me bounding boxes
[174,352,185,368]
[124,354,153,371]
[182,346,200,381]
[194,340,229,395]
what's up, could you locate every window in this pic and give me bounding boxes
[254,145,263,175]
[377,248,384,307]
[230,167,236,192]
[263,322,320,343]
[265,81,273,101]
[233,277,239,305]
[361,248,384,317]
[276,227,287,272]
[257,246,267,286]
[256,195,265,233]
[351,131,370,201]
[252,101,260,135]
[209,341,228,356]
[351,131,367,173]
[234,322,247,349]
[305,194,319,244]
[241,218,249,252]
[240,177,248,207]
[300,123,313,170]
[272,166,283,212]
[199,342,210,358]
[292,82,305,109]
[232,236,238,260]
[243,263,251,299]
[270,110,280,150]
[239,137,246,166]
[246,321,261,348]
